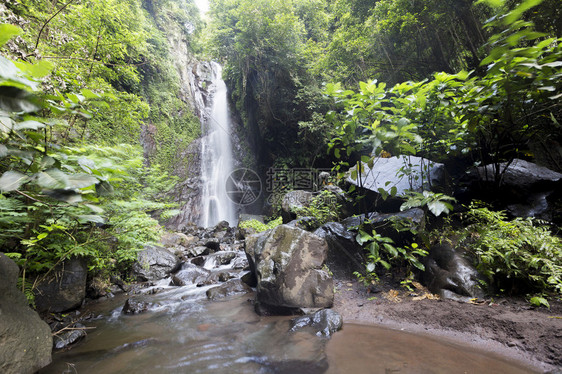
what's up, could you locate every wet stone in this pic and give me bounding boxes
[53,323,87,350]
[122,298,153,315]
[290,309,343,338]
[206,279,252,300]
[171,263,211,286]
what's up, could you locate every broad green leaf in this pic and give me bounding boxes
[67,173,98,189]
[37,169,68,189]
[0,171,29,192]
[77,215,105,224]
[0,24,22,48]
[428,200,449,216]
[379,260,391,270]
[43,189,82,203]
[84,203,104,213]
[529,296,549,308]
[0,115,15,133]
[36,233,48,240]
[14,120,45,131]
[15,60,53,79]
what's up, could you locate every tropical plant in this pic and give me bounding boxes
[464,203,562,295]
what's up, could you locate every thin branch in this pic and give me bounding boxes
[35,0,78,51]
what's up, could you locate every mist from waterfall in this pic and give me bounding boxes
[199,62,237,227]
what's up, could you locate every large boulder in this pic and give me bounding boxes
[421,242,486,301]
[0,254,52,373]
[281,190,314,224]
[245,225,334,315]
[313,222,365,278]
[348,156,448,195]
[347,156,448,211]
[34,257,88,313]
[474,159,562,220]
[131,245,180,281]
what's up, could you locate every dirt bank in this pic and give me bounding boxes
[332,277,562,373]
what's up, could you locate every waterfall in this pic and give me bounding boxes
[199,62,237,227]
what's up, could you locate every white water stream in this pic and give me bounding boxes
[199,62,237,227]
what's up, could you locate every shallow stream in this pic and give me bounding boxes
[40,282,537,374]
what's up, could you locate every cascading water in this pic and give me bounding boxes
[199,62,237,227]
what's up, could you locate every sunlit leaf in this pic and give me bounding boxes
[37,169,68,189]
[0,171,29,192]
[0,24,22,47]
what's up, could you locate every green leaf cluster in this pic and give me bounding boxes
[464,203,562,295]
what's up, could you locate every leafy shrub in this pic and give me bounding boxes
[294,190,342,229]
[465,204,562,295]
[239,217,282,233]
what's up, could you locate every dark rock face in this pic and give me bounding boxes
[34,257,88,313]
[313,222,365,278]
[474,159,562,220]
[421,242,486,301]
[122,298,153,315]
[290,309,343,337]
[245,225,334,315]
[0,254,52,374]
[206,279,252,300]
[281,190,314,224]
[131,245,180,281]
[171,263,211,286]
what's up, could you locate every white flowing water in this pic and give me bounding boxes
[199,62,237,227]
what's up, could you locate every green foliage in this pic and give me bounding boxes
[293,190,342,229]
[529,295,550,309]
[465,203,562,295]
[401,191,456,217]
[355,228,427,284]
[0,32,178,297]
[239,217,282,233]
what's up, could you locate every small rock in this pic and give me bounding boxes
[122,298,152,315]
[289,309,343,337]
[53,324,87,350]
[206,279,252,300]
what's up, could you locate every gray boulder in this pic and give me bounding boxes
[477,158,562,188]
[290,309,343,337]
[245,225,334,315]
[281,190,314,223]
[160,232,196,247]
[171,263,210,286]
[206,279,252,300]
[313,222,365,278]
[34,257,88,313]
[186,245,210,257]
[122,298,154,314]
[131,245,180,281]
[0,254,52,373]
[347,156,448,196]
[421,242,486,301]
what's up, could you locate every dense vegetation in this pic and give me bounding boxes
[0,0,201,297]
[207,0,562,299]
